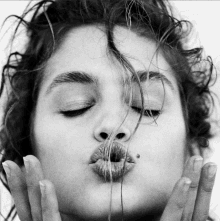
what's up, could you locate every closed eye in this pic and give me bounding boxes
[60,106,92,117]
[132,106,161,117]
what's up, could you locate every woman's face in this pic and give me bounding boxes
[32,25,187,220]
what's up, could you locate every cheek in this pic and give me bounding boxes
[134,118,187,191]
[33,112,89,154]
[137,123,186,160]
[32,114,93,178]
[32,116,94,195]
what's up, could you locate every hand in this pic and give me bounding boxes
[2,155,62,221]
[160,156,217,221]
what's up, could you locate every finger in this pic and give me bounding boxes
[160,177,191,221]
[24,155,44,221]
[2,161,32,221]
[182,156,203,221]
[40,180,62,221]
[192,163,217,221]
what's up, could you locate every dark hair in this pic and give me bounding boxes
[0,0,216,220]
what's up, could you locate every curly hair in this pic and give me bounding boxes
[0,0,216,220]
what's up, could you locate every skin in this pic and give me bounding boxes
[2,26,217,221]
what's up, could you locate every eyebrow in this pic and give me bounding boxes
[46,71,98,94]
[132,71,175,91]
[46,70,174,95]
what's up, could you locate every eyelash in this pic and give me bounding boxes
[132,106,161,117]
[61,105,161,118]
[60,106,92,117]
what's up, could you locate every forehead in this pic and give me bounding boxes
[43,25,177,89]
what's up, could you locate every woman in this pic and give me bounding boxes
[0,0,217,220]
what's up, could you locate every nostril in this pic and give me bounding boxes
[98,132,126,141]
[116,133,125,139]
[100,132,108,140]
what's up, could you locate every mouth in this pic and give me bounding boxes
[90,142,135,182]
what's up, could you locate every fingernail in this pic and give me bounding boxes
[193,157,203,172]
[39,181,46,197]
[23,157,29,173]
[183,178,191,191]
[208,164,217,178]
[2,162,10,178]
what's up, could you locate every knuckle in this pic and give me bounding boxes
[201,183,213,193]
[190,183,199,190]
[176,200,185,210]
[199,176,215,193]
[41,204,48,214]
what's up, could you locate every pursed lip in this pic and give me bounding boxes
[89,142,135,181]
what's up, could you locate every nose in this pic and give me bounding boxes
[93,113,132,142]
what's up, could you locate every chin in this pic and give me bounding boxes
[60,206,162,221]
[61,204,163,221]
[60,187,166,221]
